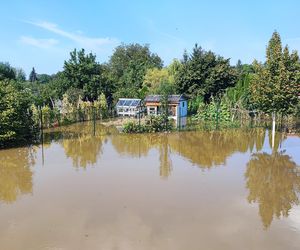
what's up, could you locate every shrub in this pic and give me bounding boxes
[0,80,37,147]
[123,115,173,133]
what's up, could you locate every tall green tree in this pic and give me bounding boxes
[109,43,163,99]
[250,31,300,148]
[63,49,110,101]
[251,31,300,116]
[175,44,237,102]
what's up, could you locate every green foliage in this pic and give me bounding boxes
[142,60,179,95]
[159,82,173,130]
[0,80,37,147]
[93,93,108,119]
[250,31,300,115]
[145,115,173,132]
[295,102,300,118]
[30,104,40,126]
[226,68,253,110]
[23,80,57,107]
[143,68,171,94]
[123,115,173,133]
[193,97,234,128]
[0,62,16,81]
[63,49,107,101]
[109,43,163,98]
[40,105,60,128]
[65,87,84,106]
[123,121,146,133]
[188,96,204,115]
[14,68,26,82]
[175,44,237,102]
[37,74,53,84]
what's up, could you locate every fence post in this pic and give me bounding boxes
[93,106,96,136]
[216,101,220,130]
[39,106,43,131]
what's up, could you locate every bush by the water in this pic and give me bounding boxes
[123,115,173,133]
[30,92,109,129]
[191,98,242,129]
[0,80,37,147]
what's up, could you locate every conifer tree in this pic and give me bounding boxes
[251,31,300,148]
[29,67,37,82]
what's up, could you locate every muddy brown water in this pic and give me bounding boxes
[0,122,300,250]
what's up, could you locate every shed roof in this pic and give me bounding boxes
[144,95,186,104]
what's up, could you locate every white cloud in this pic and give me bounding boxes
[25,20,119,53]
[20,36,59,48]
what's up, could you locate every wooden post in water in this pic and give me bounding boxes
[39,106,45,165]
[216,101,220,130]
[138,105,141,128]
[272,112,276,150]
[93,106,96,136]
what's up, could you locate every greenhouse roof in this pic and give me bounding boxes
[117,98,142,107]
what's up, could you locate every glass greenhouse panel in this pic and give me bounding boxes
[117,100,125,106]
[124,100,132,106]
[131,100,140,106]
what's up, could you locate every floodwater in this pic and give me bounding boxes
[0,122,300,250]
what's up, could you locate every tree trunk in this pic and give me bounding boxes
[50,97,55,109]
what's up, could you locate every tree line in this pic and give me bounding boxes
[0,31,299,147]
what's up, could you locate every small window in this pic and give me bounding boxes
[182,102,185,107]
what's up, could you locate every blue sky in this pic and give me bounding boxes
[1,0,300,75]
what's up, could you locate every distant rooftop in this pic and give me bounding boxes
[144,95,186,104]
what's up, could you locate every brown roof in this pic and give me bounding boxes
[144,95,186,104]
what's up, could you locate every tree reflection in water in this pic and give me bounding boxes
[159,135,172,178]
[0,147,36,203]
[44,122,117,169]
[111,128,269,177]
[245,152,300,229]
[167,128,266,169]
[112,133,173,178]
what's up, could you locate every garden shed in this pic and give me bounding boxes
[144,94,188,120]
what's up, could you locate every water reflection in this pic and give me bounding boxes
[44,123,117,169]
[112,133,173,178]
[111,128,268,169]
[245,152,300,229]
[169,128,266,168]
[0,147,36,203]
[159,135,172,178]
[2,122,299,232]
[44,123,282,173]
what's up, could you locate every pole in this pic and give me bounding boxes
[93,106,96,136]
[39,106,44,165]
[272,112,276,150]
[216,101,220,130]
[138,105,141,127]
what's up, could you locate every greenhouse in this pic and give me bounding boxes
[116,98,142,117]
